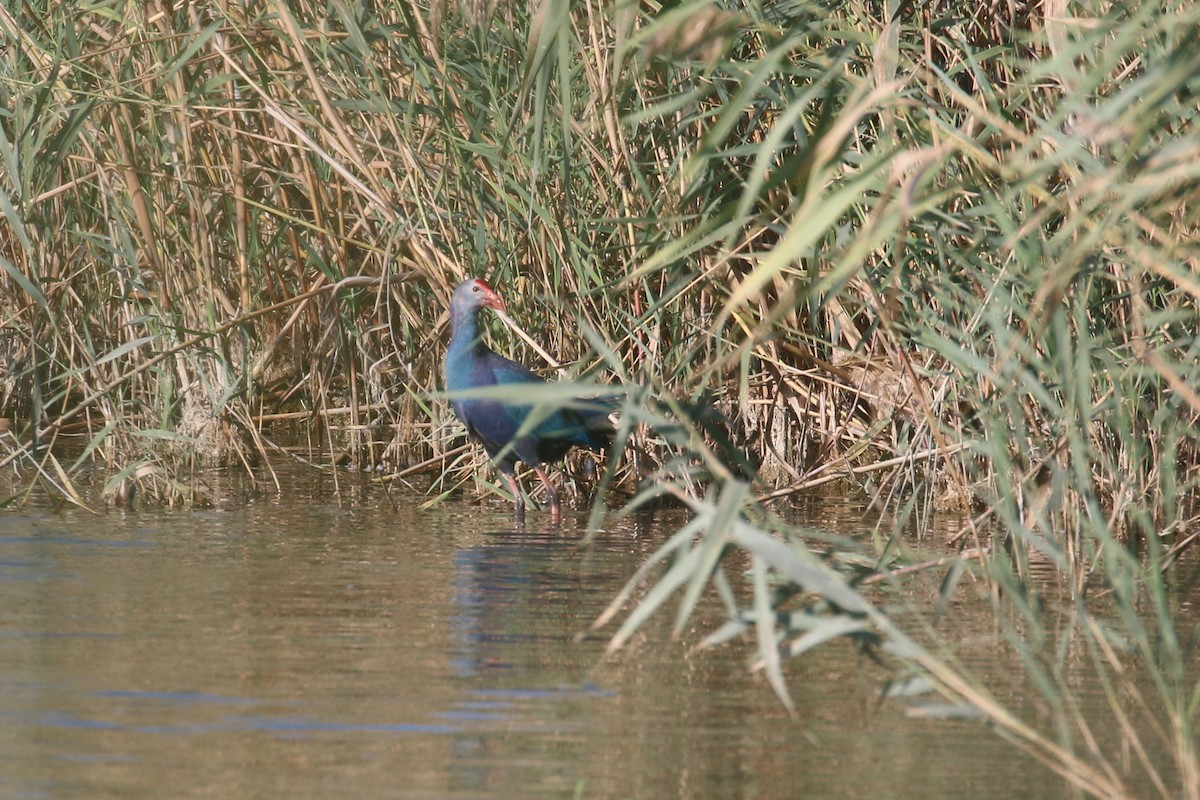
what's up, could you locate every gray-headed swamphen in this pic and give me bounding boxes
[444,278,612,518]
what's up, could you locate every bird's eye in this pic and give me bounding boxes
[472,285,480,292]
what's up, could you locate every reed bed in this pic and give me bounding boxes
[2,0,1199,796]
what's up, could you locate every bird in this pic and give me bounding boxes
[443,277,612,519]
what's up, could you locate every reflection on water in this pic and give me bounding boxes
[0,467,1147,799]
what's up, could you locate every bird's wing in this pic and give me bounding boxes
[476,351,610,450]
[486,356,544,387]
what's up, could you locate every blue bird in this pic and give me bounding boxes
[444,278,612,518]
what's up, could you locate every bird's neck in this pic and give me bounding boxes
[448,307,486,357]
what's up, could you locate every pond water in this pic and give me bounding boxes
[0,465,1144,798]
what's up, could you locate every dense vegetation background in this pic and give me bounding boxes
[2,1,1199,796]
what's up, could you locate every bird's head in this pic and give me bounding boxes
[453,277,506,314]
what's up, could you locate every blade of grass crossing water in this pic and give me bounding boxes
[752,554,794,712]
[673,480,747,637]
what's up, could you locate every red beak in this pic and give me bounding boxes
[477,280,506,312]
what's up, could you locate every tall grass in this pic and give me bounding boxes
[2,0,1199,795]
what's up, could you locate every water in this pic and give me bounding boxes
[0,466,1136,798]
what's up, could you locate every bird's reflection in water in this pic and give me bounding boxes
[450,527,581,680]
[446,524,616,795]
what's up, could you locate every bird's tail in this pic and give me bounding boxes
[575,396,617,452]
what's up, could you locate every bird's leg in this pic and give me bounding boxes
[533,465,561,521]
[503,473,525,518]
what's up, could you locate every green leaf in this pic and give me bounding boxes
[95,336,155,366]
[752,555,793,712]
[608,540,704,653]
[783,615,871,659]
[0,250,45,308]
[673,480,747,637]
[730,523,869,613]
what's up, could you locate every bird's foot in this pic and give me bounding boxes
[504,474,526,518]
[534,465,562,522]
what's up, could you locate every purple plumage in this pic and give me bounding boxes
[444,278,611,518]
